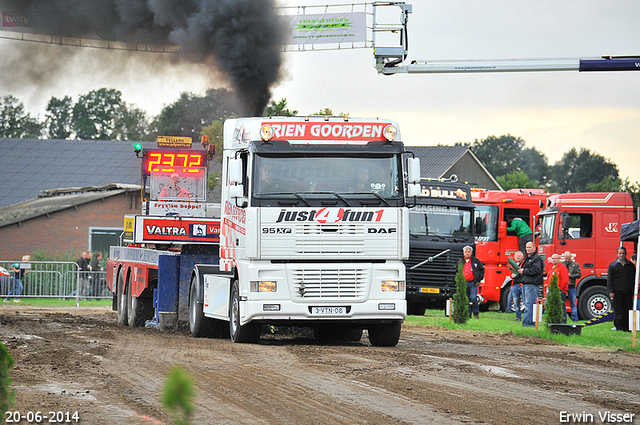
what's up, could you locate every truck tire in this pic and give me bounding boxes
[499,285,511,313]
[578,285,612,320]
[127,283,152,327]
[189,275,213,337]
[368,320,402,347]
[229,280,261,343]
[116,270,128,326]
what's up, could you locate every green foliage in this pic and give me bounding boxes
[0,95,42,138]
[452,261,469,324]
[550,147,619,193]
[0,342,15,415]
[153,89,240,139]
[45,96,73,139]
[264,98,298,117]
[496,170,541,190]
[72,88,125,140]
[162,365,195,425]
[405,309,639,353]
[544,274,564,325]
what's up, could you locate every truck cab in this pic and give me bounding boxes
[472,188,548,311]
[537,192,635,319]
[405,181,475,315]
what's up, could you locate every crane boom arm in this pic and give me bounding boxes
[375,56,640,75]
[372,3,640,75]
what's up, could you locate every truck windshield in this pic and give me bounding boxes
[409,206,472,238]
[474,205,498,242]
[252,155,401,200]
[539,213,555,245]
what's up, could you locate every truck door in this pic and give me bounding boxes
[557,212,595,276]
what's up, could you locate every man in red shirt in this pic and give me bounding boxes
[545,253,569,323]
[463,245,484,319]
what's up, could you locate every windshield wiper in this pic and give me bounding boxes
[359,192,390,206]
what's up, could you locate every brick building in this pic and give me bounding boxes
[0,185,140,260]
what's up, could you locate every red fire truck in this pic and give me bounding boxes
[471,189,548,312]
[473,189,636,320]
[537,192,635,320]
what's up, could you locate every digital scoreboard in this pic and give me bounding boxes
[142,150,207,177]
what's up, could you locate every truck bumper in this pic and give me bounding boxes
[240,298,406,326]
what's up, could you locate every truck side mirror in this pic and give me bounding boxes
[407,157,420,184]
[228,158,243,184]
[407,183,421,197]
[229,184,244,199]
[498,220,507,239]
[562,214,571,231]
[475,216,485,236]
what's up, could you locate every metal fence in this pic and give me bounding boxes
[0,260,111,301]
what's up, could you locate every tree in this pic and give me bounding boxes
[496,170,541,190]
[162,365,195,425]
[452,261,469,324]
[0,95,42,138]
[152,89,241,139]
[550,147,619,192]
[45,96,73,139]
[114,105,150,141]
[468,134,549,188]
[544,274,564,326]
[264,98,298,117]
[72,88,125,140]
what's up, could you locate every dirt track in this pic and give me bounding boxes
[1,305,639,425]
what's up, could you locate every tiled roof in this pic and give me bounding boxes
[0,185,138,228]
[406,145,470,178]
[0,139,221,208]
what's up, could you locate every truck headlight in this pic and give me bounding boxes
[383,125,397,141]
[381,280,404,292]
[251,281,277,292]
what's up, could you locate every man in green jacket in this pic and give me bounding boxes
[507,217,533,254]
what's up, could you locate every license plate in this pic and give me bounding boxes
[311,307,346,315]
[420,287,440,294]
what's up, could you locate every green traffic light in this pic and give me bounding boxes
[134,143,142,155]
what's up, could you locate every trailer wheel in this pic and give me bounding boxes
[407,302,426,316]
[189,275,213,337]
[116,270,128,326]
[368,320,402,347]
[127,286,151,327]
[578,285,611,320]
[229,280,260,343]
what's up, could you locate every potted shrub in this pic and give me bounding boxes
[452,261,469,324]
[546,274,582,335]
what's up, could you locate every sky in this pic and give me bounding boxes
[1,0,639,183]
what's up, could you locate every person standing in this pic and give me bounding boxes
[507,217,533,255]
[563,251,581,321]
[76,251,91,299]
[607,247,635,332]
[5,255,30,302]
[518,241,544,327]
[507,251,524,321]
[462,245,484,319]
[545,253,570,323]
[91,252,104,298]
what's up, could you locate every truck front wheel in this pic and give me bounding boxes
[368,320,402,347]
[116,270,128,326]
[578,286,612,320]
[189,275,214,337]
[229,280,260,343]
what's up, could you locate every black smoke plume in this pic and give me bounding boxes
[8,0,287,116]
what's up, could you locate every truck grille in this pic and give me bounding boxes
[294,223,364,255]
[405,247,463,288]
[290,267,368,299]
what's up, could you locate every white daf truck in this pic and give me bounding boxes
[189,116,420,346]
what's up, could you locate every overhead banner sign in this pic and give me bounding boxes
[284,12,366,45]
